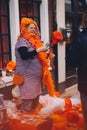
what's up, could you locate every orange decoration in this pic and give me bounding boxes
[47,48,55,69]
[18,17,60,97]
[74,104,82,112]
[12,74,24,85]
[35,103,43,112]
[52,31,63,46]
[6,61,16,71]
[9,113,53,130]
[77,115,85,128]
[65,110,79,123]
[64,97,72,110]
[49,114,68,130]
[8,102,85,130]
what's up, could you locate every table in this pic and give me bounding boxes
[0,76,14,100]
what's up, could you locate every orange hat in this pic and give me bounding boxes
[20,17,37,30]
[52,31,63,46]
[20,17,39,37]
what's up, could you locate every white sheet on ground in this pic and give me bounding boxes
[39,93,81,115]
[39,94,65,114]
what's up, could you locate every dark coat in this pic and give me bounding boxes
[66,28,87,92]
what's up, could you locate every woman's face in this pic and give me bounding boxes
[27,23,36,35]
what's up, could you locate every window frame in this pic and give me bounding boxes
[0,0,11,69]
[19,0,41,30]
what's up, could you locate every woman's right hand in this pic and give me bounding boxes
[36,45,48,53]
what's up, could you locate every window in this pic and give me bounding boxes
[71,0,87,12]
[0,0,11,69]
[19,0,41,29]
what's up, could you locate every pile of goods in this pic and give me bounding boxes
[38,94,85,130]
[0,92,86,130]
[9,113,52,130]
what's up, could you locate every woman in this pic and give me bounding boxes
[15,18,60,112]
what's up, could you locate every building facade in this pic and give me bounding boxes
[0,0,85,87]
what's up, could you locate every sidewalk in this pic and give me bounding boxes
[42,75,78,98]
[58,75,78,94]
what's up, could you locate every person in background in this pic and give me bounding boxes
[66,12,87,129]
[15,18,60,112]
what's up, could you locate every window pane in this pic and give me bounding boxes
[0,0,8,14]
[28,5,33,16]
[34,18,39,26]
[34,3,38,16]
[0,0,11,69]
[19,0,40,19]
[20,3,26,16]
[1,17,8,34]
[2,36,9,53]
[3,54,9,67]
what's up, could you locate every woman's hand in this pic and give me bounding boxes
[36,45,48,53]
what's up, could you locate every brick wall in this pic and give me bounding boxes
[48,0,57,43]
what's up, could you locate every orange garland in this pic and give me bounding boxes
[18,18,60,97]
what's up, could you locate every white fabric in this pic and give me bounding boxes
[39,94,65,114]
[11,85,20,99]
[39,93,81,115]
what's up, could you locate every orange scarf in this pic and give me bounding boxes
[18,18,60,97]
